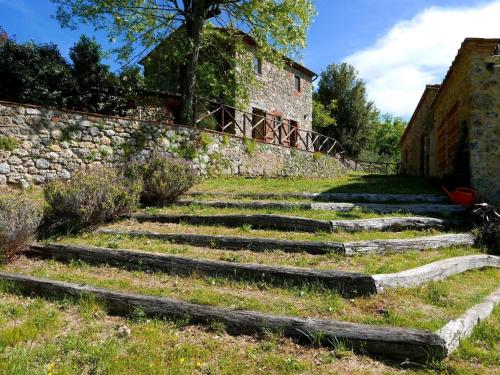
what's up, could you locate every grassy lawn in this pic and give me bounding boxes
[192,174,443,195]
[2,257,498,333]
[56,233,484,273]
[1,293,497,374]
[100,220,447,243]
[144,204,422,220]
[2,175,495,373]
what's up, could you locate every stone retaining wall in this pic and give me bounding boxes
[0,101,347,187]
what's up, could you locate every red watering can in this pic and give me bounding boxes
[442,186,477,207]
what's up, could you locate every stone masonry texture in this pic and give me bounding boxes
[0,101,346,188]
[400,39,500,205]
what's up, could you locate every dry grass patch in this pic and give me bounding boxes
[102,220,446,243]
[2,257,498,332]
[56,233,483,273]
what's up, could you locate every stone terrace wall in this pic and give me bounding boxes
[0,101,347,187]
[469,54,500,205]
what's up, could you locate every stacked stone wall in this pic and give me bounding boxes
[0,101,346,188]
[469,54,500,205]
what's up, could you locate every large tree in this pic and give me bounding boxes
[52,0,315,124]
[361,114,406,163]
[314,63,378,158]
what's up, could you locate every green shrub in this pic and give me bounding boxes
[178,142,198,160]
[198,115,219,131]
[0,195,42,262]
[0,136,18,151]
[125,154,198,206]
[40,168,141,235]
[313,151,323,161]
[199,132,214,151]
[243,138,256,155]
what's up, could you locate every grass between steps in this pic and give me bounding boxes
[192,174,442,195]
[57,233,483,273]
[0,293,497,375]
[101,220,449,243]
[144,204,427,221]
[1,257,498,333]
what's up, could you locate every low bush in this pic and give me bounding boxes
[40,168,141,236]
[0,195,42,262]
[125,154,198,206]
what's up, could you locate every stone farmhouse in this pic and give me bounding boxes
[137,29,317,149]
[399,38,500,205]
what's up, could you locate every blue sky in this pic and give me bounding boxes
[1,0,499,117]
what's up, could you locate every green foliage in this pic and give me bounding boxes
[0,194,42,263]
[313,151,323,161]
[0,135,18,151]
[51,0,315,123]
[243,138,256,155]
[312,99,336,129]
[360,114,406,163]
[41,168,141,236]
[178,142,198,160]
[124,154,198,206]
[315,63,378,157]
[0,33,142,115]
[222,134,231,145]
[0,37,73,108]
[199,132,214,151]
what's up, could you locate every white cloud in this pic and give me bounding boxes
[345,1,500,118]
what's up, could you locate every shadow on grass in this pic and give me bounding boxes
[320,175,442,195]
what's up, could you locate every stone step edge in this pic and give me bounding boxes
[0,271,447,362]
[27,244,499,297]
[186,191,448,204]
[130,213,451,233]
[176,200,466,214]
[95,228,476,255]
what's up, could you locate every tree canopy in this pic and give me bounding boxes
[362,114,407,163]
[0,34,142,115]
[51,0,315,124]
[314,62,378,158]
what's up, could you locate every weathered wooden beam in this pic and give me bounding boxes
[95,228,344,255]
[0,271,447,362]
[27,243,376,297]
[132,213,449,233]
[311,202,465,215]
[176,200,465,215]
[437,287,500,354]
[27,245,498,297]
[329,217,449,232]
[373,255,500,291]
[132,213,332,233]
[186,191,448,204]
[96,229,474,255]
[344,234,475,255]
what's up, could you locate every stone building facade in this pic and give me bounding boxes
[0,101,346,188]
[141,30,316,147]
[400,38,500,205]
[399,85,440,177]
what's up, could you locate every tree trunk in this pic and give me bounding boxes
[179,1,206,125]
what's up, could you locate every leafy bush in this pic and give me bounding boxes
[125,154,198,206]
[40,168,141,235]
[0,195,42,262]
[0,135,18,151]
[0,34,142,115]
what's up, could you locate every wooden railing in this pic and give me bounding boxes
[344,159,400,175]
[195,101,346,158]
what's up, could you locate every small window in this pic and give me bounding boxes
[253,57,262,75]
[294,75,301,92]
